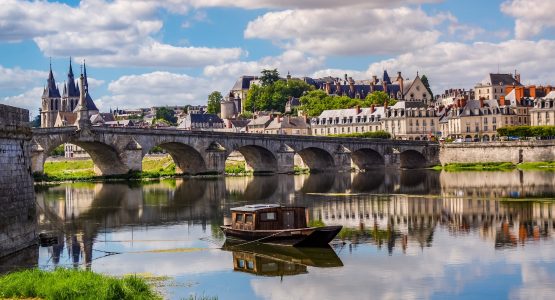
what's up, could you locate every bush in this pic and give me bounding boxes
[497,125,555,138]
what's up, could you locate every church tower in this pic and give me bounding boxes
[40,62,61,128]
[62,58,80,112]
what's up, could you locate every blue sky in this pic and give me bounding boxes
[1,0,555,115]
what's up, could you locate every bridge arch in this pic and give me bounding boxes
[296,147,335,172]
[232,145,278,174]
[147,142,207,175]
[351,148,385,170]
[40,140,130,175]
[400,149,428,169]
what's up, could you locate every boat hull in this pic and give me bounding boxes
[220,225,342,247]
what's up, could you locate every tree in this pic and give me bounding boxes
[207,91,223,114]
[364,91,397,106]
[244,77,313,113]
[155,107,177,125]
[420,74,433,98]
[260,69,280,86]
[31,113,41,128]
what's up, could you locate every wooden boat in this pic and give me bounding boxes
[220,204,342,247]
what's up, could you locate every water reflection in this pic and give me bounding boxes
[222,242,343,277]
[26,169,555,299]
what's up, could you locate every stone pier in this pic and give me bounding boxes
[0,104,36,258]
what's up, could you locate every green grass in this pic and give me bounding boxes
[517,161,555,171]
[436,162,516,172]
[0,268,161,300]
[225,162,251,175]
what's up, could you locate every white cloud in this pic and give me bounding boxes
[96,71,227,110]
[244,7,442,56]
[1,87,43,116]
[186,0,441,9]
[0,0,241,68]
[203,50,325,78]
[311,39,555,94]
[501,0,555,39]
[0,65,46,91]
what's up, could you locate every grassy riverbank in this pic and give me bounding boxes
[433,161,555,172]
[36,156,313,182]
[0,268,161,300]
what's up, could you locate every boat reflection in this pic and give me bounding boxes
[222,242,343,277]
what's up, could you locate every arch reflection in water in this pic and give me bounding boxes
[222,242,343,277]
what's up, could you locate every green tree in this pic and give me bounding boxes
[244,77,313,113]
[420,74,433,98]
[260,69,280,86]
[364,91,397,106]
[155,107,177,125]
[300,90,363,116]
[207,91,223,114]
[31,113,41,128]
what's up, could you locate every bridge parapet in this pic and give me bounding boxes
[30,126,440,175]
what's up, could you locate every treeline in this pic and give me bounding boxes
[300,90,396,116]
[329,131,391,139]
[243,69,397,116]
[497,125,555,138]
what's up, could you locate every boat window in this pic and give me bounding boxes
[245,214,253,223]
[260,212,276,221]
[237,259,245,268]
[247,261,255,270]
[236,214,243,222]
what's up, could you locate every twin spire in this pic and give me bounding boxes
[44,57,90,99]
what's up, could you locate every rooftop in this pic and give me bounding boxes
[231,204,281,212]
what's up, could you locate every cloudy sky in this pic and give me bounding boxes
[1,0,555,115]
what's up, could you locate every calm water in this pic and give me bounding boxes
[8,170,555,299]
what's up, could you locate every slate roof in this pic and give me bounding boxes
[63,60,80,98]
[480,73,522,86]
[265,116,309,130]
[43,67,61,98]
[187,113,223,125]
[544,91,555,99]
[232,76,256,91]
[229,119,250,128]
[247,115,273,126]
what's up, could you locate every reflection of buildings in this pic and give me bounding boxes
[311,196,555,253]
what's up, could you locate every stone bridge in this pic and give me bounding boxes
[30,126,440,176]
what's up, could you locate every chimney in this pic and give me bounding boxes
[355,105,361,114]
[384,100,388,110]
[277,115,282,123]
[371,104,375,113]
[372,75,378,85]
[349,80,355,94]
[457,99,461,108]
[515,70,521,83]
[335,80,342,95]
[479,97,484,108]
[325,82,331,94]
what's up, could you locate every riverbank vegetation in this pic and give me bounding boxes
[434,161,555,172]
[0,268,161,300]
[497,125,555,138]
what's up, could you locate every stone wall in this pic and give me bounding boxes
[439,140,555,165]
[0,104,36,258]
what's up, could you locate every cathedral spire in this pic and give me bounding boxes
[83,59,89,90]
[65,57,79,97]
[43,59,61,98]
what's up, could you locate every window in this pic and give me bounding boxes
[245,214,253,223]
[237,259,245,268]
[236,214,243,222]
[260,212,276,221]
[247,261,255,270]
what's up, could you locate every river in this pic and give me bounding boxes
[6,169,555,299]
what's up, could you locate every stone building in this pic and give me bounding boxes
[530,91,555,126]
[382,101,439,140]
[246,115,273,133]
[474,73,522,101]
[41,60,99,128]
[178,113,224,131]
[311,106,384,136]
[264,116,310,135]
